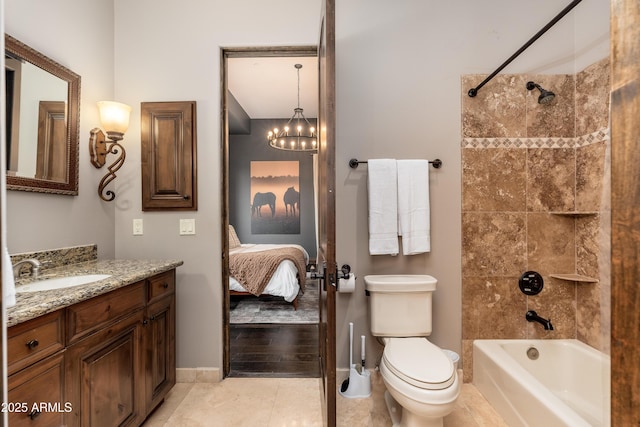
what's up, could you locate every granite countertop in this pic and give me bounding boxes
[7,259,183,328]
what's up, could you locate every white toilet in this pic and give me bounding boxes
[364,275,460,427]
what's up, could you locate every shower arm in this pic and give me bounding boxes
[467,0,583,98]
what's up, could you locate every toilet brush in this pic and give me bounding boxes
[340,322,353,392]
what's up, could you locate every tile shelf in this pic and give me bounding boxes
[550,273,598,283]
[550,211,598,216]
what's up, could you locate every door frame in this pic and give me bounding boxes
[220,45,318,377]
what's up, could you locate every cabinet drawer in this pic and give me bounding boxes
[148,271,175,302]
[8,352,66,427]
[66,281,145,344]
[8,311,64,375]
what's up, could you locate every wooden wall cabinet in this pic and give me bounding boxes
[141,101,197,211]
[7,270,176,427]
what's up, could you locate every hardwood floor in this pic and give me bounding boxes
[229,324,320,378]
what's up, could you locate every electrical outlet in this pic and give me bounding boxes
[133,219,143,235]
[179,219,196,235]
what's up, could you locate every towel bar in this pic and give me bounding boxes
[348,158,442,169]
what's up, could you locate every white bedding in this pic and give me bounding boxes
[229,243,309,303]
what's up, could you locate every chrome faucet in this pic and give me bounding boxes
[526,310,554,330]
[12,259,41,280]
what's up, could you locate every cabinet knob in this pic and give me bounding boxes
[28,409,41,420]
[183,195,190,200]
[26,339,39,350]
[142,319,148,325]
[163,282,169,289]
[149,315,156,321]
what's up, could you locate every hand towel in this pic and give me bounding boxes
[397,159,431,255]
[3,247,16,307]
[367,159,399,255]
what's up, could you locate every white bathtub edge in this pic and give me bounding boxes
[473,339,602,427]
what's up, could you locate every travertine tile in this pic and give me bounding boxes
[270,378,323,427]
[462,148,526,212]
[526,213,575,276]
[462,276,526,340]
[526,277,577,339]
[576,58,611,135]
[144,377,507,426]
[577,279,603,350]
[447,384,509,427]
[143,383,194,427]
[462,340,474,383]
[461,62,609,384]
[526,74,576,138]
[462,75,527,138]
[576,214,601,279]
[462,212,527,277]
[527,148,576,212]
[576,141,607,212]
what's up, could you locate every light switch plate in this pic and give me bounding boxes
[179,219,196,235]
[133,219,143,235]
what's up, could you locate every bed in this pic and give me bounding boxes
[228,226,309,310]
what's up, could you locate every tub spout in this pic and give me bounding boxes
[526,310,554,330]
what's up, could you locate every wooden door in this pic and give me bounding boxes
[35,101,67,182]
[317,0,336,425]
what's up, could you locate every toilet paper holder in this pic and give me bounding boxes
[310,264,351,290]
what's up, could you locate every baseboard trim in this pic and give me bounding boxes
[176,367,221,383]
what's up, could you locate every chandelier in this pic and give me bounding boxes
[267,64,317,152]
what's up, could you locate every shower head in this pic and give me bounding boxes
[526,81,556,105]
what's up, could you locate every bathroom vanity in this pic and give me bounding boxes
[6,258,182,427]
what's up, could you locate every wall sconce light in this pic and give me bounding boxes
[89,101,131,201]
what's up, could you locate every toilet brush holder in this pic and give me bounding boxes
[339,366,371,398]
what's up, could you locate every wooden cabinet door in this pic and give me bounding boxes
[144,295,176,415]
[141,101,197,211]
[65,311,145,427]
[8,352,66,427]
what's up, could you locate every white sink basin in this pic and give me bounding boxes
[16,274,112,293]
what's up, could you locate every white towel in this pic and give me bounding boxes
[3,247,16,307]
[397,160,431,255]
[367,159,399,255]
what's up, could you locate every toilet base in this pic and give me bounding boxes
[384,390,443,427]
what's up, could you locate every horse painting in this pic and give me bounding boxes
[251,192,276,217]
[283,186,300,217]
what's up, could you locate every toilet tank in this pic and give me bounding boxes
[364,275,437,337]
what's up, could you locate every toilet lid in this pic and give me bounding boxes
[383,338,455,390]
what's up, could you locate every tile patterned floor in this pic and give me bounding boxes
[143,372,507,426]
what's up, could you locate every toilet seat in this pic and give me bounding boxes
[382,337,454,390]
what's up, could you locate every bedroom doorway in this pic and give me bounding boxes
[222,47,321,378]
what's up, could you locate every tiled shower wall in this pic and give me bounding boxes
[460,58,611,382]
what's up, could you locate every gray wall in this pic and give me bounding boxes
[229,119,317,259]
[5,0,116,258]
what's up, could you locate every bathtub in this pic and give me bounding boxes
[473,339,610,427]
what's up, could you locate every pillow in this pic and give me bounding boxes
[229,225,242,249]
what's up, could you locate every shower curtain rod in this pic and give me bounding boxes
[467,0,583,98]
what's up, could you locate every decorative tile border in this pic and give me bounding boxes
[462,128,610,149]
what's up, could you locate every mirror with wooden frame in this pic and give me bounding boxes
[4,34,80,195]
